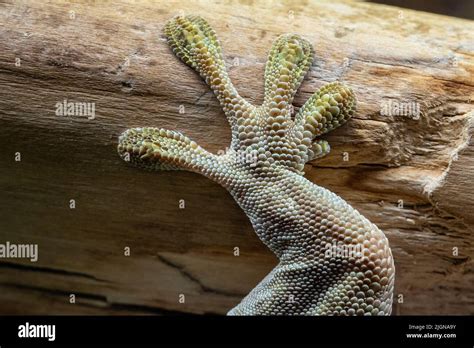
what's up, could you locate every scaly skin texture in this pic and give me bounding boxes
[118,16,395,316]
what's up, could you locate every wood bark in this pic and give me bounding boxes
[0,0,473,315]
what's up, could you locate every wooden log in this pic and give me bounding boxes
[0,0,473,315]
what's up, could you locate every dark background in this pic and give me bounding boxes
[370,0,474,19]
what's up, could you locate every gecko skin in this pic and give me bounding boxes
[118,16,395,315]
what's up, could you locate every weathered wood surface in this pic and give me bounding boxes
[0,0,473,315]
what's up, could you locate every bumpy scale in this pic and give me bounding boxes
[118,15,395,316]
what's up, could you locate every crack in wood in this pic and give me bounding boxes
[0,260,109,283]
[155,254,242,298]
[0,282,194,315]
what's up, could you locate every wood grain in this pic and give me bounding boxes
[0,0,473,315]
